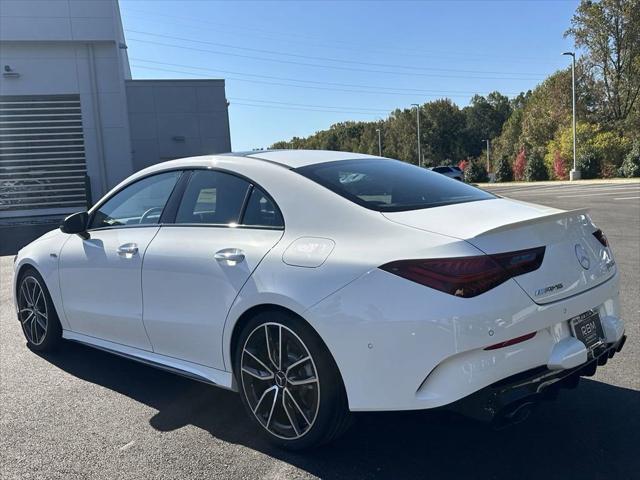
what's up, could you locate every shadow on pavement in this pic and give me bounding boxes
[37,340,640,480]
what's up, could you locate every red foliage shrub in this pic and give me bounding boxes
[552,151,568,180]
[458,159,469,171]
[600,162,617,178]
[513,148,527,181]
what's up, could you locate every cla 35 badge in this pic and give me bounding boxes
[575,243,591,270]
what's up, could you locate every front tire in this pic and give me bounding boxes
[234,311,351,450]
[16,267,62,351]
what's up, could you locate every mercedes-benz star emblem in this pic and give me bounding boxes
[575,243,590,270]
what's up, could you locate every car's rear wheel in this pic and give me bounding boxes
[234,311,351,449]
[16,268,62,351]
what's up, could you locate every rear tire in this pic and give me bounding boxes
[16,267,62,352]
[234,310,352,450]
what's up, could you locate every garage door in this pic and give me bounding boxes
[0,94,88,216]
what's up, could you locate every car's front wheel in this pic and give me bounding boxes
[16,267,62,351]
[234,311,351,449]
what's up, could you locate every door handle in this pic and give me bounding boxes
[214,248,245,264]
[117,243,139,258]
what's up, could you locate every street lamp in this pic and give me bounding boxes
[375,128,382,156]
[411,103,422,167]
[563,51,579,180]
[482,139,490,173]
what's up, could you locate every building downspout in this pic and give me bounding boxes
[87,44,108,197]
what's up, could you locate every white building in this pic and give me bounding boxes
[0,0,231,219]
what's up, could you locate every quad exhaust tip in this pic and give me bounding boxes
[462,336,626,429]
[492,400,536,430]
[503,401,535,424]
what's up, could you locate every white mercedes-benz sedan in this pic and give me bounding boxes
[13,150,626,449]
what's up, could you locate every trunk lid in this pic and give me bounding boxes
[382,198,616,304]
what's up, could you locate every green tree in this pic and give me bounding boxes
[420,99,467,165]
[566,0,640,130]
[493,108,525,161]
[463,159,489,183]
[520,69,574,149]
[620,139,640,177]
[577,150,602,178]
[525,149,550,181]
[385,108,422,164]
[495,156,514,182]
[493,69,580,164]
[545,122,631,175]
[462,92,512,157]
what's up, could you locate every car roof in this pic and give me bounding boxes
[239,149,381,168]
[127,150,387,184]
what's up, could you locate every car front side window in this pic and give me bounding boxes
[89,171,181,229]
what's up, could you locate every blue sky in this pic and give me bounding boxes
[120,0,580,151]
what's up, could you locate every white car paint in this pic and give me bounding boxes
[141,225,283,369]
[13,150,624,414]
[59,226,159,350]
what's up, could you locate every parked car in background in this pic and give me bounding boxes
[429,165,464,181]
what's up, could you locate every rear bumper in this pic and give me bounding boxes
[448,334,627,423]
[309,267,622,412]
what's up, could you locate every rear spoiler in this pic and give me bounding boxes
[472,208,590,238]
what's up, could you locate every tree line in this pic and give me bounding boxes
[271,0,640,181]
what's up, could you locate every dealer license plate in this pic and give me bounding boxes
[569,310,605,351]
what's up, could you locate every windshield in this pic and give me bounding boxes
[296,159,495,212]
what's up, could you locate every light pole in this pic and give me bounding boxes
[482,139,490,173]
[375,128,382,156]
[411,103,422,167]
[563,51,579,180]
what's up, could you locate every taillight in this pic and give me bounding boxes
[379,246,545,298]
[593,229,608,247]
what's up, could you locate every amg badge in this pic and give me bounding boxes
[535,283,564,297]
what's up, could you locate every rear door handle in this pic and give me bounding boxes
[117,243,139,257]
[214,248,245,264]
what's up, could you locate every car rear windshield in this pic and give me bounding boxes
[296,159,495,212]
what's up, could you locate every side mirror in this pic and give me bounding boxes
[60,211,89,238]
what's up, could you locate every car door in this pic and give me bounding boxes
[141,169,284,369]
[59,170,182,350]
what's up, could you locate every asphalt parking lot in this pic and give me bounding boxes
[1,180,639,480]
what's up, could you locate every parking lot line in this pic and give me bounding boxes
[487,182,640,192]
[489,186,640,196]
[614,196,640,200]
[556,189,640,198]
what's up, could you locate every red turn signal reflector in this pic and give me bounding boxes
[484,332,537,351]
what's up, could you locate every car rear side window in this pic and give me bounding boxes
[175,170,250,224]
[241,187,284,228]
[297,159,494,212]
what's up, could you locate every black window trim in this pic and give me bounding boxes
[85,166,285,232]
[159,170,192,224]
[86,169,186,233]
[157,167,285,231]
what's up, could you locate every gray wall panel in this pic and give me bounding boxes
[126,80,230,172]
